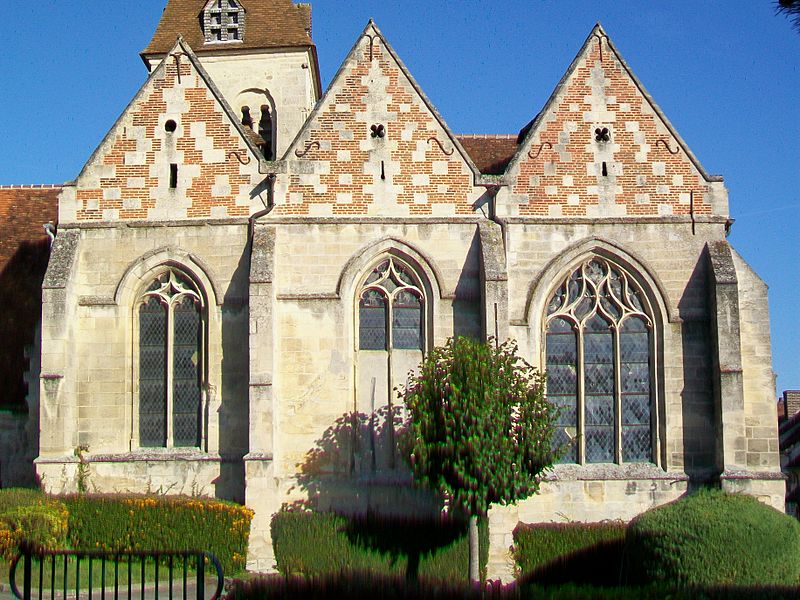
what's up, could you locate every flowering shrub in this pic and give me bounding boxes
[63,494,253,573]
[0,489,69,560]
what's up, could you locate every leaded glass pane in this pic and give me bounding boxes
[139,297,166,447]
[622,395,650,425]
[173,296,201,447]
[587,259,605,283]
[365,261,389,285]
[586,426,614,463]
[548,283,566,315]
[586,395,613,426]
[359,289,387,350]
[393,290,422,350]
[575,293,594,319]
[567,270,582,304]
[395,264,416,286]
[621,316,651,462]
[622,427,651,462]
[547,322,577,464]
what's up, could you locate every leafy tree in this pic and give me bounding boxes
[401,336,560,582]
[777,0,800,31]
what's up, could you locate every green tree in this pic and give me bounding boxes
[402,336,559,582]
[778,0,800,31]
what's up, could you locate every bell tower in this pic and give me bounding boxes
[141,0,321,160]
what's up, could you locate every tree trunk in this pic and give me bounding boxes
[468,514,479,583]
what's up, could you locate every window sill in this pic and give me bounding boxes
[543,463,687,482]
[86,449,221,463]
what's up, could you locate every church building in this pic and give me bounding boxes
[8,0,782,578]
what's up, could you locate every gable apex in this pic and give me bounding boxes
[285,20,481,180]
[77,37,264,186]
[507,24,721,183]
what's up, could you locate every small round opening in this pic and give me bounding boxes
[165,120,177,133]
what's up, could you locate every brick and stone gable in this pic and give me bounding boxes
[277,23,482,217]
[507,25,720,219]
[61,41,263,223]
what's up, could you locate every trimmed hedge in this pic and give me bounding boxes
[513,522,626,586]
[625,489,800,587]
[0,489,68,560]
[62,494,253,574]
[271,510,488,582]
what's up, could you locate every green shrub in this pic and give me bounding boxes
[62,494,253,574]
[625,489,800,587]
[271,509,488,581]
[0,489,69,560]
[513,522,626,586]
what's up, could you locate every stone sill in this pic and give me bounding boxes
[36,450,222,464]
[543,463,688,482]
[720,469,785,481]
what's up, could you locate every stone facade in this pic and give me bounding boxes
[30,2,783,581]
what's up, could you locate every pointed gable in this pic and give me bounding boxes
[62,39,264,223]
[278,22,482,217]
[506,25,723,219]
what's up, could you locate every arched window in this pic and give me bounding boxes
[137,268,204,448]
[545,257,654,464]
[358,257,424,351]
[202,0,245,43]
[355,256,426,473]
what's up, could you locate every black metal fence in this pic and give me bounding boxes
[8,548,224,600]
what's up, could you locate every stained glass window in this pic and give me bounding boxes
[137,269,204,448]
[358,257,424,351]
[545,257,654,464]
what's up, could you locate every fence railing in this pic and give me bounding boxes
[8,547,224,600]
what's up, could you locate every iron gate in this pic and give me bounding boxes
[8,548,224,600]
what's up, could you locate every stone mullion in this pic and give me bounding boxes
[165,299,175,449]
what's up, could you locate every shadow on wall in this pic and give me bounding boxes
[0,238,49,488]
[452,229,482,339]
[289,409,441,518]
[215,243,252,503]
[677,252,717,488]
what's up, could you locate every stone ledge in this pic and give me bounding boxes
[43,450,227,463]
[243,452,274,462]
[542,463,688,481]
[720,469,785,481]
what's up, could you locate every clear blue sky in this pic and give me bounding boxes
[0,1,797,395]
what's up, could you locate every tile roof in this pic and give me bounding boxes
[0,186,60,409]
[456,135,518,175]
[142,0,314,58]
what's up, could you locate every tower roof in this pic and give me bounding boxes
[141,0,314,59]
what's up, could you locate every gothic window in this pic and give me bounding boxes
[202,0,245,43]
[358,258,424,351]
[545,257,654,464]
[137,269,204,448]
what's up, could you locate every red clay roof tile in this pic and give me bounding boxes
[456,135,518,176]
[142,0,314,58]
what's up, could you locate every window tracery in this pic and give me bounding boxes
[137,269,204,448]
[545,257,654,464]
[358,257,424,351]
